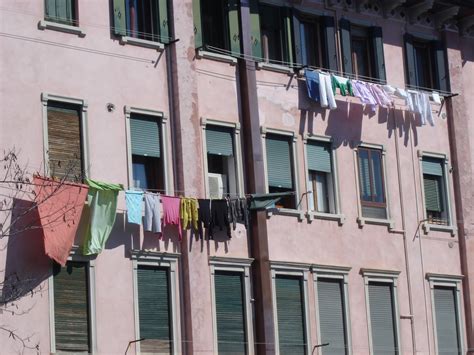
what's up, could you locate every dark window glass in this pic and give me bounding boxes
[299,18,321,67]
[201,0,228,50]
[125,0,164,42]
[260,5,284,63]
[310,171,330,213]
[351,26,372,79]
[45,0,77,26]
[358,148,386,216]
[413,41,434,89]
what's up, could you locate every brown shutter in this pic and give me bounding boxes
[47,102,83,182]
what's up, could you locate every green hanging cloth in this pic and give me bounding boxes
[331,74,354,96]
[82,179,124,255]
[248,192,294,211]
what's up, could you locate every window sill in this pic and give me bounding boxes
[267,208,305,221]
[307,211,345,225]
[256,62,294,75]
[38,20,86,37]
[196,49,237,66]
[357,217,395,230]
[422,222,456,236]
[120,36,165,51]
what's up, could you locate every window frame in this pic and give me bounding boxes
[312,265,352,355]
[125,106,170,193]
[361,269,401,355]
[261,126,303,220]
[412,39,435,90]
[209,257,255,355]
[201,118,244,198]
[271,262,311,355]
[131,250,181,355]
[426,273,465,355]
[303,134,344,224]
[418,151,456,235]
[39,0,86,37]
[354,143,394,229]
[48,248,97,354]
[41,93,89,180]
[350,25,373,79]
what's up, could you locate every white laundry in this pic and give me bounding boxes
[432,91,442,104]
[318,72,337,110]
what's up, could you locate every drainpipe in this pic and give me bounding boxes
[393,109,417,354]
[238,1,276,354]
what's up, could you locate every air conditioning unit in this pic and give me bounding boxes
[208,173,227,199]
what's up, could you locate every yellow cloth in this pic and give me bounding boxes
[180,197,199,230]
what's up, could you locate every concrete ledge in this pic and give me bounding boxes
[256,61,294,75]
[307,211,345,225]
[357,216,395,230]
[196,50,237,65]
[120,36,165,51]
[38,20,86,37]
[267,208,305,221]
[422,222,457,236]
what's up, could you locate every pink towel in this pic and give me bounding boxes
[161,195,182,240]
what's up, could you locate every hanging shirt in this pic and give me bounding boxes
[331,75,354,96]
[370,84,393,108]
[211,199,231,238]
[351,80,377,112]
[82,179,123,255]
[180,197,199,231]
[125,190,143,225]
[304,69,320,102]
[161,195,182,240]
[198,199,211,239]
[420,93,435,126]
[318,73,337,110]
[144,192,161,233]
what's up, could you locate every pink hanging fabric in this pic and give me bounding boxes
[34,176,88,266]
[161,195,182,240]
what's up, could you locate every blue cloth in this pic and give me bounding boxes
[305,69,320,102]
[125,190,143,225]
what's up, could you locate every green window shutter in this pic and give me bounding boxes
[206,125,234,157]
[250,0,262,59]
[370,26,386,82]
[266,135,293,189]
[53,261,90,352]
[193,0,203,48]
[47,102,83,182]
[306,141,332,173]
[321,16,338,71]
[361,205,387,219]
[158,0,169,43]
[56,0,73,25]
[130,114,161,158]
[423,176,442,212]
[215,271,247,354]
[404,34,416,87]
[113,0,127,36]
[292,11,303,65]
[339,18,353,76]
[45,0,57,20]
[317,279,347,355]
[431,40,450,92]
[368,282,397,355]
[422,157,444,176]
[275,275,306,355]
[433,287,460,354]
[137,266,172,354]
[228,0,241,55]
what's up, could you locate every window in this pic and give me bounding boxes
[132,252,180,354]
[136,266,172,353]
[275,275,307,355]
[113,0,169,43]
[52,261,92,353]
[47,101,84,182]
[317,278,348,354]
[404,35,449,91]
[260,4,290,64]
[306,141,335,213]
[129,112,165,190]
[339,20,386,81]
[45,0,77,26]
[296,16,322,67]
[214,271,247,354]
[428,275,464,355]
[422,157,449,225]
[265,134,296,209]
[205,125,239,199]
[357,147,387,219]
[367,282,399,354]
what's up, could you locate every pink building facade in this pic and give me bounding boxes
[0,0,473,354]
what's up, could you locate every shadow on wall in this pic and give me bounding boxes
[297,80,422,147]
[3,199,52,308]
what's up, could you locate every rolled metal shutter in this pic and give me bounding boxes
[422,157,443,177]
[53,261,90,352]
[137,266,172,354]
[130,114,161,158]
[434,286,460,355]
[307,141,332,173]
[275,275,306,355]
[215,271,247,354]
[206,125,234,157]
[266,135,293,189]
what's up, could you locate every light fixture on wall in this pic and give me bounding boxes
[106,103,115,112]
